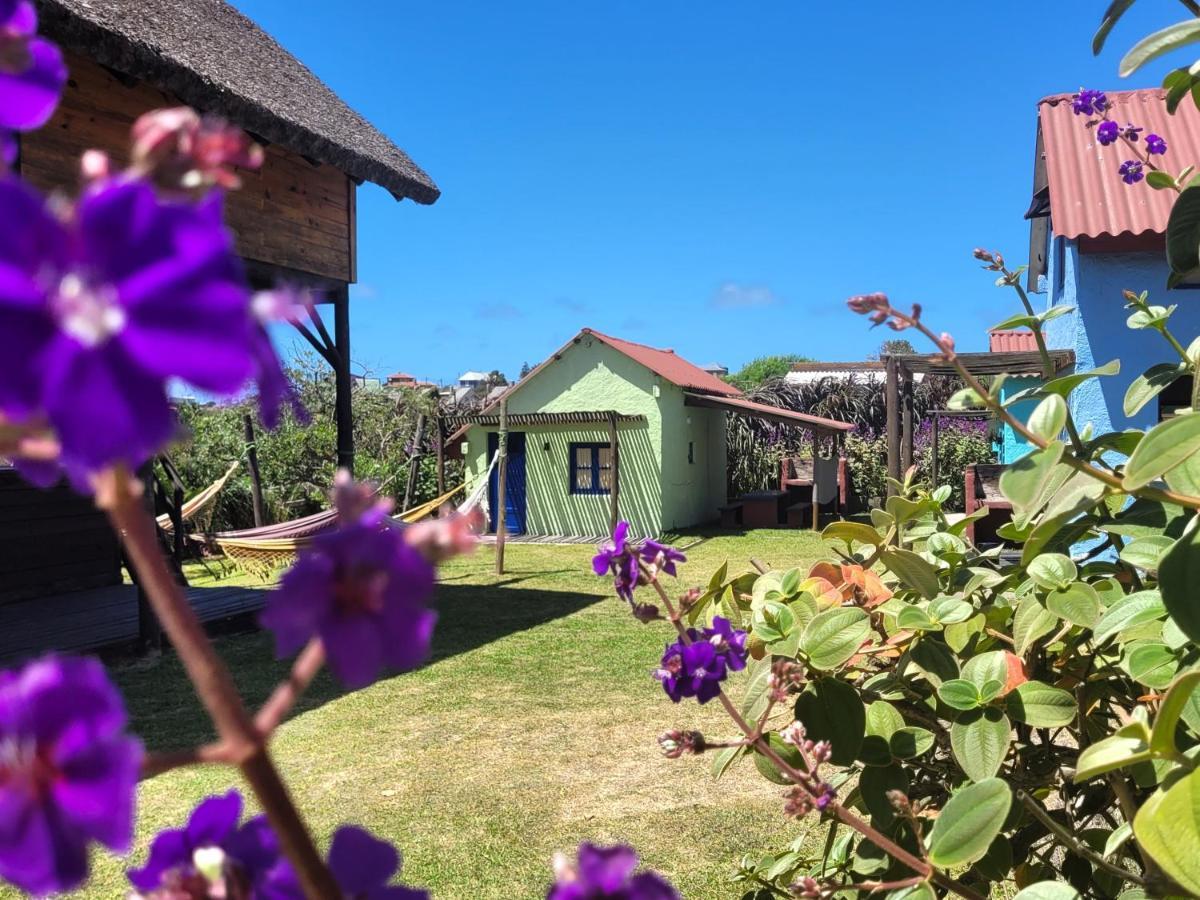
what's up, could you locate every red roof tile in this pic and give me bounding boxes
[988,330,1039,352]
[581,329,741,396]
[1039,89,1198,240]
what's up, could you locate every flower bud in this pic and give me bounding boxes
[631,601,662,623]
[79,149,111,184]
[972,247,994,262]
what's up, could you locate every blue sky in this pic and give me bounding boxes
[235,0,1176,383]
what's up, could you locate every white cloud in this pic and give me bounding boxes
[710,282,781,309]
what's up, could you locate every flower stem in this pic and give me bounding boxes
[256,639,326,736]
[645,573,984,900]
[99,466,340,899]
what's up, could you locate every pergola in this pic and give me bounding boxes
[882,350,1075,491]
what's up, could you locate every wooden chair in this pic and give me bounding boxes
[964,463,1011,545]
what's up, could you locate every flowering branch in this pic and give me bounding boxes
[255,638,326,736]
[96,466,342,898]
[642,567,986,900]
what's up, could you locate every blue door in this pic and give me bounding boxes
[487,431,527,534]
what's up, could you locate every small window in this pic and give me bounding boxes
[688,441,694,464]
[1159,374,1194,421]
[570,442,611,494]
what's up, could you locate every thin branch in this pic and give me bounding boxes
[255,639,327,736]
[1016,790,1150,888]
[142,742,233,779]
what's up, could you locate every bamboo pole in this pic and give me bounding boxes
[495,399,508,575]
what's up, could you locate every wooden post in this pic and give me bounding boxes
[495,399,508,575]
[333,288,355,474]
[403,410,427,513]
[900,370,914,476]
[885,356,901,495]
[135,460,163,654]
[607,411,620,533]
[931,414,940,488]
[435,411,446,497]
[243,413,267,528]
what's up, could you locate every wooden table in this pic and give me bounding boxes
[738,490,787,528]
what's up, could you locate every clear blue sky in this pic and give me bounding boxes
[235,0,1175,383]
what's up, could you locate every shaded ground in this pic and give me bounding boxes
[29,529,830,898]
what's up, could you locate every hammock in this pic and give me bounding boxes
[156,462,240,534]
[208,483,467,580]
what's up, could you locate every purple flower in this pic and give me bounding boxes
[1121,123,1143,142]
[548,844,679,900]
[0,176,281,487]
[1071,89,1108,116]
[0,0,66,137]
[593,520,639,601]
[1096,120,1119,146]
[267,825,428,900]
[654,618,747,704]
[1147,133,1167,155]
[1119,159,1145,184]
[127,791,283,896]
[705,616,749,672]
[637,540,686,577]
[0,655,141,896]
[260,507,437,689]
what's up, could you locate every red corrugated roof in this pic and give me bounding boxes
[988,330,1039,352]
[1039,89,1199,240]
[582,328,741,397]
[683,392,854,433]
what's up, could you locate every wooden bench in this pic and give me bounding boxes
[964,463,1011,545]
[786,501,813,528]
[719,502,744,528]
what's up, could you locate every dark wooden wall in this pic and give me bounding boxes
[19,53,357,283]
[0,469,121,605]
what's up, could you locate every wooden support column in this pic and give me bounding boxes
[134,460,163,654]
[900,369,914,476]
[243,413,267,528]
[333,287,354,474]
[403,409,427,512]
[608,411,620,533]
[495,399,508,575]
[885,357,901,495]
[435,411,446,497]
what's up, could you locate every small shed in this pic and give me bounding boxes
[448,329,852,538]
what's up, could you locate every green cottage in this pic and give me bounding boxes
[453,329,852,538]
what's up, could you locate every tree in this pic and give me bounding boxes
[728,354,810,389]
[486,369,508,386]
[875,338,915,358]
[519,362,532,379]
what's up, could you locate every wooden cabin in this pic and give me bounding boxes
[0,0,439,661]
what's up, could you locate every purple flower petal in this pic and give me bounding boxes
[0,36,66,131]
[328,825,400,894]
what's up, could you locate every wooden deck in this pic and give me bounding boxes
[0,582,270,664]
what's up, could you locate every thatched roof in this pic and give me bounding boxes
[36,0,439,204]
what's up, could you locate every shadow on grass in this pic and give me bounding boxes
[121,581,600,755]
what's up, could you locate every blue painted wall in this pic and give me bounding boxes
[996,376,1039,463]
[1032,231,1200,437]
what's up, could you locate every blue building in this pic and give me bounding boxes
[1025,88,1200,440]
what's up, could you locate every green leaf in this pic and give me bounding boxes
[926,778,1013,868]
[1075,721,1153,781]
[951,708,1011,782]
[1120,18,1200,76]
[1159,527,1200,643]
[821,520,882,547]
[753,733,804,785]
[929,596,974,625]
[1133,768,1200,894]
[897,605,937,632]
[1027,395,1067,441]
[1047,582,1101,629]
[1152,670,1200,757]
[948,386,986,410]
[1170,188,1200,284]
[1104,822,1134,859]
[1000,441,1066,519]
[1013,596,1059,655]
[1013,883,1082,900]
[1125,641,1179,689]
[1123,413,1200,490]
[962,650,1011,692]
[1093,590,1166,646]
[740,655,774,721]
[1124,362,1187,416]
[1007,681,1077,727]
[1027,553,1078,591]
[793,677,865,766]
[712,743,748,779]
[1147,170,1178,191]
[938,679,981,710]
[860,699,904,765]
[1093,0,1138,55]
[1042,361,1119,398]
[879,549,940,600]
[890,726,934,759]
[909,636,960,687]
[860,763,908,827]
[888,883,936,900]
[800,607,871,671]
[1119,535,1175,572]
[1127,305,1175,330]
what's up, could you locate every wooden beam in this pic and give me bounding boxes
[435,407,446,496]
[608,411,620,534]
[495,400,508,575]
[403,410,427,513]
[900,370,914,475]
[885,356,900,495]
[243,413,268,528]
[333,286,354,474]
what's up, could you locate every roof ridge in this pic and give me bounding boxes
[583,328,675,355]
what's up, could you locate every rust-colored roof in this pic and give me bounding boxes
[1038,89,1198,239]
[988,330,1039,352]
[683,392,855,433]
[581,328,741,397]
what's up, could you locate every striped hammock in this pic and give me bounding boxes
[156,462,240,534]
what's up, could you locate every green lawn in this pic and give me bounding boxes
[39,529,831,898]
